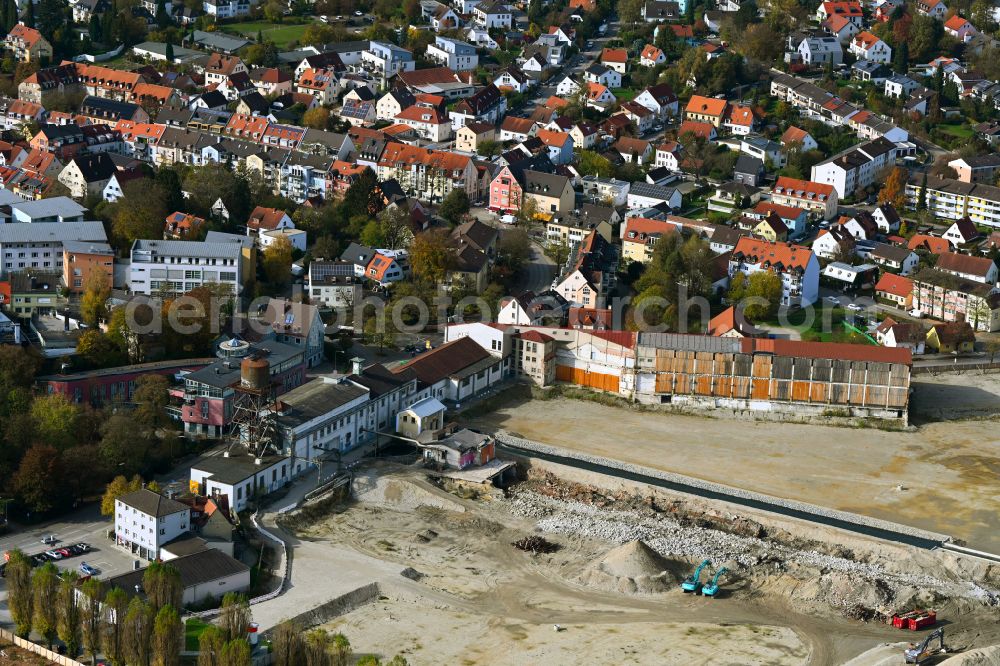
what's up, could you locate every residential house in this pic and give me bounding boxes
[472,1,512,28]
[875,272,914,309]
[927,320,978,352]
[872,203,902,233]
[600,48,629,74]
[870,243,920,275]
[654,141,683,171]
[62,240,113,294]
[643,0,683,21]
[455,121,496,154]
[494,67,532,94]
[4,25,52,63]
[634,83,679,120]
[246,206,294,239]
[585,63,622,89]
[580,175,630,207]
[684,95,728,127]
[535,129,575,165]
[885,75,921,99]
[733,154,764,187]
[677,120,716,141]
[585,82,616,110]
[114,489,190,560]
[811,226,855,260]
[395,104,452,142]
[913,269,1000,331]
[942,217,983,247]
[810,136,897,199]
[639,44,666,67]
[164,212,205,240]
[915,0,948,19]
[935,251,998,283]
[797,35,843,65]
[449,84,506,130]
[944,14,978,41]
[426,36,479,71]
[523,170,574,218]
[622,217,678,263]
[57,153,117,200]
[748,202,809,237]
[834,211,879,240]
[615,137,652,164]
[948,155,1000,184]
[627,181,682,211]
[546,204,617,245]
[875,317,925,353]
[849,31,891,63]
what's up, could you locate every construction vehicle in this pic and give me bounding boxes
[681,559,711,593]
[701,566,728,597]
[904,627,946,664]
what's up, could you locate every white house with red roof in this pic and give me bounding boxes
[639,44,666,67]
[915,0,947,18]
[821,13,860,42]
[780,126,818,152]
[654,142,683,171]
[366,252,405,286]
[395,104,452,142]
[849,31,891,63]
[633,83,679,120]
[4,25,52,63]
[944,14,978,41]
[246,206,294,238]
[723,104,759,136]
[585,82,616,110]
[535,129,575,164]
[729,238,820,307]
[817,1,863,25]
[600,48,629,74]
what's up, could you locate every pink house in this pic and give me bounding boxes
[39,359,212,406]
[489,165,524,212]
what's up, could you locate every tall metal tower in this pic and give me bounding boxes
[228,354,279,459]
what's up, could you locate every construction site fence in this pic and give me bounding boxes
[0,628,87,666]
[912,362,1000,375]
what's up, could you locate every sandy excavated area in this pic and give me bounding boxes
[289,463,1000,666]
[469,372,1000,551]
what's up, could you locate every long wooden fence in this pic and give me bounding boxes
[0,628,87,666]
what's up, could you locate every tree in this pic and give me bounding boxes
[5,550,34,637]
[151,605,182,666]
[219,593,252,642]
[165,38,175,62]
[101,474,143,516]
[143,562,182,612]
[81,578,105,665]
[197,626,226,666]
[123,597,154,666]
[342,168,380,217]
[80,270,111,326]
[893,39,909,74]
[742,270,784,320]
[271,621,305,666]
[220,638,252,666]
[112,179,172,247]
[58,570,83,658]
[77,330,126,369]
[13,444,67,514]
[438,189,470,224]
[129,373,169,428]
[31,393,79,450]
[878,167,908,210]
[302,106,331,130]
[100,415,153,476]
[263,235,294,285]
[33,562,60,648]
[102,587,128,666]
[409,229,456,284]
[376,204,414,249]
[516,196,539,227]
[577,150,613,177]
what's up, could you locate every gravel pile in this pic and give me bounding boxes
[598,540,671,579]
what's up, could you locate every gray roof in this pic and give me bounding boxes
[134,41,201,60]
[637,331,742,353]
[274,378,369,429]
[184,340,302,389]
[190,453,288,485]
[0,221,106,244]
[523,169,569,194]
[105,548,249,597]
[191,30,249,53]
[131,239,242,259]
[11,196,87,219]
[204,230,254,249]
[117,488,189,517]
[62,240,113,255]
[340,242,375,268]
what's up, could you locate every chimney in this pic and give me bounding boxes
[351,356,364,375]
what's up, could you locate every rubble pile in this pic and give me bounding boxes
[499,475,1000,612]
[512,535,560,554]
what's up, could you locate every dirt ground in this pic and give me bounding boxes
[293,464,999,666]
[0,640,55,665]
[468,372,1000,552]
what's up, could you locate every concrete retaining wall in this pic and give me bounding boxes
[260,583,381,636]
[494,432,952,546]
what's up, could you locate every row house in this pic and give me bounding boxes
[810,136,897,198]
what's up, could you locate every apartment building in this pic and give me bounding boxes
[0,221,107,277]
[771,176,839,219]
[425,36,479,71]
[905,174,1000,227]
[114,489,190,560]
[729,237,820,307]
[913,269,1000,331]
[62,240,113,294]
[128,239,242,296]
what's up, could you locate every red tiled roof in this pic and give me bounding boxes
[875,272,913,298]
[907,234,950,254]
[780,126,810,144]
[601,48,628,63]
[732,237,814,271]
[686,95,728,117]
[773,177,835,201]
[744,337,911,364]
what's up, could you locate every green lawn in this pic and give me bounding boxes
[219,21,314,49]
[938,123,974,139]
[612,88,637,101]
[185,618,213,651]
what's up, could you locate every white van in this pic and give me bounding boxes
[499,214,517,225]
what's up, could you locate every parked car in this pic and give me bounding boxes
[847,303,862,311]
[41,535,57,544]
[825,296,839,304]
[55,548,72,558]
[44,550,63,560]
[909,308,924,319]
[31,554,48,566]
[73,543,91,554]
[79,562,98,576]
[354,9,363,15]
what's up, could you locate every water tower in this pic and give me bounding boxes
[228,353,279,460]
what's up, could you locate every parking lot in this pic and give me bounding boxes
[0,505,141,625]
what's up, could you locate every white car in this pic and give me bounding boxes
[44,550,63,560]
[847,303,862,311]
[354,10,363,15]
[825,296,839,304]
